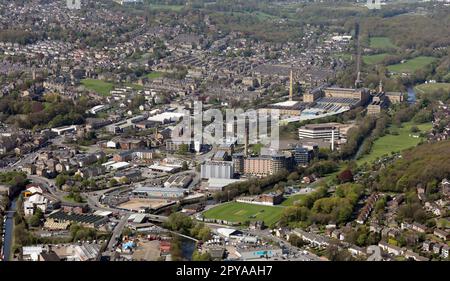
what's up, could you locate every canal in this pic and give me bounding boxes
[2,197,17,261]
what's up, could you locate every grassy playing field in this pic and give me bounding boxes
[363,53,388,65]
[81,79,114,96]
[387,56,437,73]
[281,194,306,206]
[203,202,284,225]
[369,37,397,49]
[415,83,450,94]
[357,122,432,165]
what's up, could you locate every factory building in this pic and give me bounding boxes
[201,161,234,179]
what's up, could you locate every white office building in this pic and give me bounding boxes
[201,161,234,179]
[298,123,340,141]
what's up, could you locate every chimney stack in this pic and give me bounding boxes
[289,69,294,101]
[331,128,335,151]
[244,124,249,157]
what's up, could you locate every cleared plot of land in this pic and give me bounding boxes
[363,53,388,65]
[357,122,432,165]
[203,202,284,225]
[415,83,450,94]
[369,37,397,49]
[281,194,306,206]
[81,79,114,96]
[118,198,173,211]
[132,240,161,261]
[387,56,437,73]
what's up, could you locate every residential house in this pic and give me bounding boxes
[434,229,449,241]
[378,241,404,256]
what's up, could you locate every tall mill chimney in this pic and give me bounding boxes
[289,69,294,101]
[244,124,249,157]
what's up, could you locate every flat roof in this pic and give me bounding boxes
[149,164,181,172]
[208,178,244,188]
[93,210,112,217]
[133,186,186,193]
[109,162,130,169]
[271,100,301,107]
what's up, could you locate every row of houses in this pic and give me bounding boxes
[356,193,379,224]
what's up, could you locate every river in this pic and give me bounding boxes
[2,197,17,261]
[180,237,196,261]
[407,86,417,104]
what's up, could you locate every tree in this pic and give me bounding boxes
[109,178,118,187]
[248,184,261,195]
[55,174,67,188]
[163,213,194,235]
[170,236,183,261]
[28,208,44,227]
[197,226,211,242]
[288,234,306,247]
[122,227,133,237]
[325,243,354,261]
[410,126,420,133]
[177,144,189,155]
[181,161,189,171]
[338,169,353,183]
[287,172,300,181]
[192,250,212,261]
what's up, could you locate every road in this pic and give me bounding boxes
[105,213,130,256]
[28,175,67,202]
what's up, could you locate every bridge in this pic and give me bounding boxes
[146,214,168,223]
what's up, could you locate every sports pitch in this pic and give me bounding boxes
[203,202,284,225]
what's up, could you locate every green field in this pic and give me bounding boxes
[81,79,114,96]
[126,83,144,90]
[220,11,280,21]
[63,195,86,204]
[357,122,432,165]
[146,71,163,79]
[363,53,388,65]
[369,37,397,49]
[281,194,306,206]
[334,53,352,61]
[415,83,450,94]
[203,202,284,225]
[147,4,184,11]
[387,56,437,73]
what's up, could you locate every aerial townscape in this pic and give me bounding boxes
[0,0,449,264]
